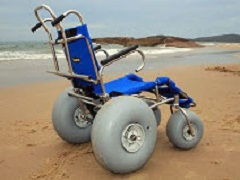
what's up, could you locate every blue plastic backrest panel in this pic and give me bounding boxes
[60,24,102,93]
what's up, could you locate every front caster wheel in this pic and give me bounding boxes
[91,96,157,174]
[166,109,204,150]
[52,88,93,144]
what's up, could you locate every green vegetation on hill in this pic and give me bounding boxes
[193,34,240,43]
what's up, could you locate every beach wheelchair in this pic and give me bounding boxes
[32,5,204,174]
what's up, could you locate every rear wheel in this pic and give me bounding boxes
[91,96,157,174]
[52,88,93,144]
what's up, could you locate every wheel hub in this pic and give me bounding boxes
[74,108,92,128]
[121,123,145,153]
[183,124,197,141]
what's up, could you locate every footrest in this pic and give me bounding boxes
[155,77,195,108]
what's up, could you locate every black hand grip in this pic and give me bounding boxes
[100,45,138,66]
[51,14,65,27]
[93,44,102,51]
[31,22,42,33]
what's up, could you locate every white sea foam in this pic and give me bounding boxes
[0,51,66,61]
[197,42,216,46]
[0,42,192,62]
[142,47,192,55]
[96,47,192,57]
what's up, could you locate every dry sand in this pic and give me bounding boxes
[212,43,240,51]
[0,64,240,180]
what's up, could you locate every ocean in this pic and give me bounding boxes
[0,42,193,62]
[0,41,239,87]
[0,42,62,61]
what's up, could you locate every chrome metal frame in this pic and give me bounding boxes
[33,5,196,125]
[95,49,109,59]
[34,5,60,72]
[99,49,145,76]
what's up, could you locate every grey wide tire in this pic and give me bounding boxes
[91,96,158,174]
[52,88,92,144]
[145,100,161,126]
[166,109,204,150]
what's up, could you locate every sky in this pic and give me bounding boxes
[0,0,240,42]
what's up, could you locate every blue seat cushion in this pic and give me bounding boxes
[94,74,156,95]
[156,77,194,108]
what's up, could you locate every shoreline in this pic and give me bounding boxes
[0,46,239,88]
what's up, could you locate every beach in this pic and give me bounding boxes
[0,46,240,179]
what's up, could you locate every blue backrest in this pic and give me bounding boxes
[59,24,102,93]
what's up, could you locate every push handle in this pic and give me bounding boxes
[31,18,53,33]
[52,10,84,27]
[101,45,139,66]
[31,22,42,33]
[51,14,65,27]
[34,5,57,32]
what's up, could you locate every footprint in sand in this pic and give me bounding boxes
[26,143,36,147]
[41,126,48,130]
[28,129,37,133]
[30,144,92,179]
[210,160,222,165]
[219,115,240,133]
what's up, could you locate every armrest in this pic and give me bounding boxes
[99,45,145,76]
[93,44,109,59]
[93,44,102,51]
[100,45,138,66]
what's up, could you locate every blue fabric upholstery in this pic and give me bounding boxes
[156,77,194,108]
[62,24,102,92]
[94,74,156,95]
[60,24,194,108]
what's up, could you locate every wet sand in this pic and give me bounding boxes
[0,59,240,179]
[0,46,240,87]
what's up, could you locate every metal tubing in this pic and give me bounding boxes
[179,108,195,136]
[46,71,98,83]
[51,9,106,96]
[47,9,84,73]
[155,84,160,102]
[57,25,74,74]
[41,18,53,24]
[135,50,145,72]
[53,35,84,44]
[174,94,180,108]
[95,49,109,58]
[67,91,94,102]
[34,4,57,33]
[131,95,158,101]
[48,33,60,71]
[68,92,102,108]
[52,11,83,73]
[84,39,107,96]
[100,49,146,76]
[34,5,60,72]
[150,98,175,109]
[40,18,60,71]
[62,10,84,24]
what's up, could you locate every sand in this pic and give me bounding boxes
[0,63,240,180]
[213,43,240,50]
